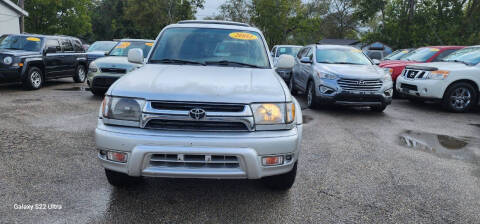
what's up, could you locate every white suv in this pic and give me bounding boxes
[95,20,303,190]
[396,46,480,112]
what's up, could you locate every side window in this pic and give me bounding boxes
[432,49,456,62]
[46,39,61,52]
[297,47,307,59]
[306,48,313,60]
[72,39,83,52]
[60,39,73,52]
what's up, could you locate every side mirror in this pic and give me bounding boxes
[277,54,295,69]
[300,56,312,64]
[104,51,109,56]
[128,48,144,64]
[45,46,56,54]
[372,59,380,65]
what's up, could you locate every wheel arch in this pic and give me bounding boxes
[443,79,479,103]
[23,60,45,80]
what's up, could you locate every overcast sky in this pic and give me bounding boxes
[195,0,224,19]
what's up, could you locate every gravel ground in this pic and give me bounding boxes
[1,79,480,224]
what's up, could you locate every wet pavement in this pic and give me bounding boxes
[1,79,480,223]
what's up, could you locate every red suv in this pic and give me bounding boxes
[379,46,464,86]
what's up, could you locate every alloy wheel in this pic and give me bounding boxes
[31,71,41,88]
[307,83,313,106]
[78,66,86,81]
[449,87,471,110]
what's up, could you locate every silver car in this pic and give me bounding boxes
[95,20,303,190]
[291,45,393,112]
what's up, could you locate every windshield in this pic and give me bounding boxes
[402,47,439,62]
[316,48,372,65]
[384,49,411,60]
[149,28,270,68]
[276,46,301,57]
[88,41,117,52]
[109,41,153,58]
[442,47,480,65]
[0,35,43,51]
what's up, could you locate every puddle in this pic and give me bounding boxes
[55,87,91,91]
[399,130,480,163]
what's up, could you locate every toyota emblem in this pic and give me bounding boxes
[358,80,366,85]
[189,108,206,120]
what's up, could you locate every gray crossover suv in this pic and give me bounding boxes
[291,45,393,112]
[95,20,303,190]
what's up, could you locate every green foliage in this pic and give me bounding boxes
[25,0,93,38]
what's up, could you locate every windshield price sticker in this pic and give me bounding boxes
[351,49,362,53]
[430,48,440,52]
[229,32,258,40]
[116,42,131,49]
[145,42,153,46]
[401,50,408,53]
[26,37,40,42]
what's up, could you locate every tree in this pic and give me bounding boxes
[25,0,93,39]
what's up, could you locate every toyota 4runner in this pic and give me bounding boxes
[96,20,303,190]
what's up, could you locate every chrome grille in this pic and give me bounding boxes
[142,102,254,132]
[403,69,427,79]
[145,119,249,131]
[149,154,240,168]
[337,78,383,92]
[101,68,127,74]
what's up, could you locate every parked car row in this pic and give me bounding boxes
[273,43,479,113]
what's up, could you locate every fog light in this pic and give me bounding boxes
[262,156,284,166]
[107,151,127,163]
[385,88,393,96]
[319,86,335,94]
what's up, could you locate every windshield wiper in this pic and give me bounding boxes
[150,59,206,66]
[318,61,363,65]
[450,60,471,66]
[205,60,262,68]
[3,47,22,50]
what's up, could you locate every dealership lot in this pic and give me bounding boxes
[1,79,480,223]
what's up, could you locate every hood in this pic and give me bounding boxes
[407,62,471,71]
[87,51,107,57]
[109,64,286,104]
[0,49,40,57]
[316,64,386,79]
[381,60,423,68]
[93,56,140,70]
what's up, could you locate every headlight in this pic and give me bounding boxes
[3,56,13,65]
[383,68,393,75]
[89,61,98,72]
[251,103,295,130]
[102,96,146,127]
[383,73,392,82]
[425,70,449,80]
[317,71,337,80]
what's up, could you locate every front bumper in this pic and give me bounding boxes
[0,67,22,83]
[87,72,123,90]
[96,120,302,179]
[314,80,393,106]
[396,76,445,99]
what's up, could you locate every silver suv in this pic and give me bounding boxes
[95,20,303,190]
[291,45,393,112]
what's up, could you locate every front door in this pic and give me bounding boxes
[44,39,63,78]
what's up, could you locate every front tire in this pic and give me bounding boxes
[262,162,297,191]
[90,87,106,96]
[105,169,142,187]
[306,81,318,109]
[371,104,387,112]
[442,82,477,113]
[288,74,296,95]
[23,67,43,90]
[73,65,87,83]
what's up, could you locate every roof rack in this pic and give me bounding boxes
[178,20,250,27]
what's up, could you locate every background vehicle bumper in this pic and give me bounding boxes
[0,67,22,83]
[396,77,445,99]
[96,121,303,179]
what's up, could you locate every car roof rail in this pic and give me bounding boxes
[178,20,250,27]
